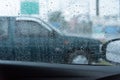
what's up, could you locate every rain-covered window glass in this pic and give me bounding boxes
[0,0,120,66]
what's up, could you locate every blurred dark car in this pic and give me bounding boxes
[0,17,102,64]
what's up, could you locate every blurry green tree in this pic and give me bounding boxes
[48,11,69,30]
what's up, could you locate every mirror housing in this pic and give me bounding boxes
[102,38,120,64]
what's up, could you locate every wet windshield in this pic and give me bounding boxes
[0,0,120,66]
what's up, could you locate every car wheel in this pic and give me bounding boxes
[67,50,90,64]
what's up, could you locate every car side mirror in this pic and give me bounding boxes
[102,39,120,64]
